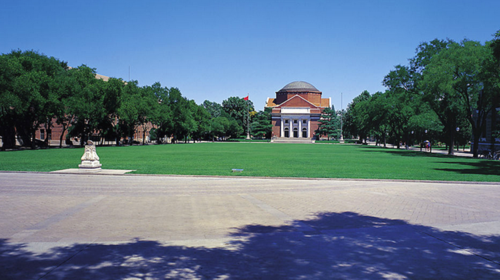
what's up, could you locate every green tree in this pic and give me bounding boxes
[0,50,67,149]
[0,52,22,149]
[168,88,196,143]
[149,83,172,144]
[100,77,124,145]
[190,100,210,142]
[202,100,222,119]
[383,65,420,148]
[222,97,254,137]
[212,116,230,140]
[202,100,222,141]
[360,92,389,146]
[422,40,498,157]
[66,65,110,146]
[315,106,340,140]
[343,90,370,141]
[137,84,159,145]
[251,109,272,139]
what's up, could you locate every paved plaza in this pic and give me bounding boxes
[1,172,500,279]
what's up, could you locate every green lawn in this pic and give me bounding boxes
[1,143,499,182]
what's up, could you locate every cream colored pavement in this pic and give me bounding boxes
[1,172,500,279]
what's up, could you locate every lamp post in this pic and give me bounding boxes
[340,92,344,143]
[456,127,460,152]
[411,131,414,150]
[424,129,431,152]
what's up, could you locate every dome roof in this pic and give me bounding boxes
[278,81,320,92]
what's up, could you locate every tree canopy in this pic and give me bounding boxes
[0,51,272,149]
[343,30,500,157]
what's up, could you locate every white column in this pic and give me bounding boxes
[280,117,284,138]
[307,118,311,138]
[289,119,292,138]
[298,118,302,138]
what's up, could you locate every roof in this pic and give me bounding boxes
[275,94,320,108]
[266,96,330,108]
[278,81,320,93]
[95,73,110,82]
[266,97,277,107]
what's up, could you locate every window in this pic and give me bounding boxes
[40,129,45,140]
[302,119,307,124]
[293,120,298,124]
[284,119,289,124]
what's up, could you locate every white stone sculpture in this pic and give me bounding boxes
[79,140,102,169]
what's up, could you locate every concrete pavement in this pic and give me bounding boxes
[1,172,499,279]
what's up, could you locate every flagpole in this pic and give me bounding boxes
[246,94,250,139]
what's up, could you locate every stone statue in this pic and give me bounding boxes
[79,140,102,169]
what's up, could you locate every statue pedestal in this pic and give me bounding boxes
[79,141,102,170]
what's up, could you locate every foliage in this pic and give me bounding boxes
[421,39,499,157]
[148,82,172,143]
[202,100,222,119]
[222,97,254,137]
[0,50,67,149]
[0,50,251,148]
[343,90,370,141]
[315,106,341,140]
[250,110,272,138]
[342,32,500,158]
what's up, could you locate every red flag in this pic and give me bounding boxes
[243,96,249,101]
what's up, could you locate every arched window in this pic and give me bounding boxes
[284,127,290,138]
[293,127,298,138]
[302,128,307,138]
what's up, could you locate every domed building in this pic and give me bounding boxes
[266,81,331,139]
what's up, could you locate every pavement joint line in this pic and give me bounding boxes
[239,193,316,233]
[10,195,106,242]
[1,170,499,185]
[38,243,92,280]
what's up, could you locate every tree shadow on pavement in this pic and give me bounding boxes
[1,212,499,279]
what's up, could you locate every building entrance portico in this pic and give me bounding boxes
[280,116,310,138]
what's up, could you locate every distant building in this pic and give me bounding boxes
[266,81,331,139]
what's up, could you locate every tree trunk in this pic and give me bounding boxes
[472,132,481,158]
[1,125,16,150]
[59,123,67,148]
[448,127,455,156]
[31,128,37,149]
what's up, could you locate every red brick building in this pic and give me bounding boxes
[266,81,331,139]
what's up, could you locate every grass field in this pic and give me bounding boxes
[1,143,499,182]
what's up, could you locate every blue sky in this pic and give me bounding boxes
[1,0,499,111]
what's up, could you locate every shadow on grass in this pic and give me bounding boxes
[1,212,499,279]
[436,161,500,176]
[358,145,455,158]
[358,145,500,178]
